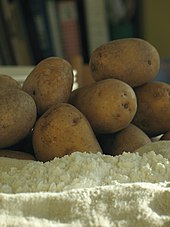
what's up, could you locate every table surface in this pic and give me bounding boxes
[0,66,34,82]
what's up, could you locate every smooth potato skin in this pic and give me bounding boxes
[69,79,137,134]
[22,57,74,115]
[160,131,170,140]
[0,150,36,160]
[132,81,170,137]
[97,124,151,156]
[0,88,37,148]
[8,130,34,155]
[32,103,102,161]
[0,74,21,88]
[89,38,160,87]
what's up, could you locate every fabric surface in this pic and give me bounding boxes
[0,141,170,226]
[0,182,170,227]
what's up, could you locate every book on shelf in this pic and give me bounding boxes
[76,0,89,63]
[46,0,64,58]
[57,0,82,62]
[0,0,135,66]
[0,4,16,65]
[0,48,4,65]
[0,0,33,65]
[106,0,136,40]
[83,0,110,57]
[19,0,54,64]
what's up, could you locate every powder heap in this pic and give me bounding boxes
[0,151,169,194]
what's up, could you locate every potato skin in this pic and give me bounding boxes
[0,150,36,160]
[132,81,170,137]
[0,74,21,88]
[89,38,160,87]
[160,131,170,140]
[69,79,137,134]
[22,57,74,115]
[8,130,34,155]
[32,103,102,161]
[97,124,151,156]
[0,88,37,148]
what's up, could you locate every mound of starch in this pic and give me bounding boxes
[0,150,169,194]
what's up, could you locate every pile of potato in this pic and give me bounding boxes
[1,38,170,162]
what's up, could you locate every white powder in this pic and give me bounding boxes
[0,151,169,194]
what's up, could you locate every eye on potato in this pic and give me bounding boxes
[89,38,160,87]
[22,57,74,115]
[0,88,37,148]
[32,103,102,161]
[132,81,170,137]
[69,79,137,134]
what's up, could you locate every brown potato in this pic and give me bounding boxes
[97,124,151,156]
[22,57,74,115]
[32,103,102,161]
[0,88,37,148]
[0,150,36,160]
[132,81,170,137]
[89,38,160,87]
[69,79,137,134]
[0,74,21,88]
[160,131,170,140]
[8,130,34,155]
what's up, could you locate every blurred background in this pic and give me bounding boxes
[0,0,170,82]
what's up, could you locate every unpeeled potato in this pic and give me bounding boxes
[160,131,170,140]
[8,130,34,155]
[23,57,74,115]
[89,38,160,87]
[0,74,21,88]
[0,88,37,148]
[97,124,151,156]
[32,103,102,161]
[132,81,170,137]
[69,79,137,134]
[0,150,36,160]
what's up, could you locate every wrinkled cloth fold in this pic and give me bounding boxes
[0,182,170,227]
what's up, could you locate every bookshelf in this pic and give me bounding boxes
[138,0,170,58]
[0,0,138,66]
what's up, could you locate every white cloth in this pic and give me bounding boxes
[0,182,170,227]
[0,141,170,226]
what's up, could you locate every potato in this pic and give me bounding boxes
[160,131,170,140]
[22,57,74,115]
[89,38,160,87]
[8,130,34,155]
[132,81,170,137]
[97,124,151,156]
[0,74,21,88]
[32,103,102,161]
[0,88,37,148]
[69,79,137,134]
[0,150,36,160]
